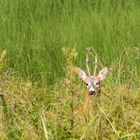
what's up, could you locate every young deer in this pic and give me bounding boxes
[75,48,109,115]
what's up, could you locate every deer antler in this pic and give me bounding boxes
[93,55,98,76]
[86,48,91,76]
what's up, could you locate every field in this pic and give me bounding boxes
[0,0,140,139]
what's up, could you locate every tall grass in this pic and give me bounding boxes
[0,1,140,139]
[0,0,139,85]
[1,48,140,139]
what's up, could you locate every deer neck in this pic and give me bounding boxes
[84,93,92,109]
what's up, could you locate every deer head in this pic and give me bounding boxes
[77,48,108,96]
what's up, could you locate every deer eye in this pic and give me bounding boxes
[85,83,88,86]
[96,82,99,85]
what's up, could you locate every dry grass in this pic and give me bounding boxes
[0,48,140,140]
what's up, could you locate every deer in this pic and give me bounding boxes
[74,48,109,117]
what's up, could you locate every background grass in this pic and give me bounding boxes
[0,0,139,85]
[0,0,140,140]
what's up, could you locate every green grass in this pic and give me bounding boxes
[0,0,139,84]
[1,50,140,139]
[0,0,140,139]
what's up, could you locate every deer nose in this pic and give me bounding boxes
[89,90,96,96]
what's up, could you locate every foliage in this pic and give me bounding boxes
[0,1,140,139]
[0,0,139,84]
[1,48,140,139]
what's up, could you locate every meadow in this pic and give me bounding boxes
[0,0,140,139]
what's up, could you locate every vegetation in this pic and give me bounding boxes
[0,0,140,139]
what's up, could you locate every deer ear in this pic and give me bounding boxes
[98,67,108,81]
[78,68,87,82]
